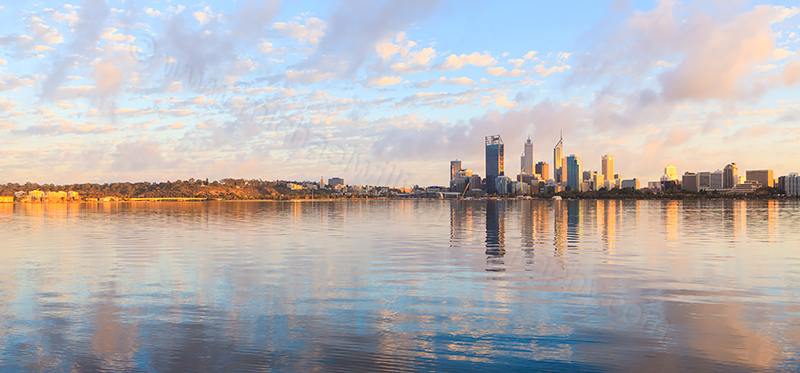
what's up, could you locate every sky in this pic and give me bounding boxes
[1,0,800,187]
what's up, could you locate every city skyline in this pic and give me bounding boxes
[1,0,800,187]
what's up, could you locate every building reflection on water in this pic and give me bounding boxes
[484,200,506,271]
[2,201,799,371]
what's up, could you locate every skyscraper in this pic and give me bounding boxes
[602,155,614,181]
[485,135,504,194]
[450,160,462,182]
[553,133,563,182]
[535,162,549,180]
[520,137,533,175]
[723,163,738,188]
[566,154,583,192]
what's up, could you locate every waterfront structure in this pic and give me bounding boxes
[682,172,699,192]
[565,154,583,192]
[787,173,800,196]
[485,135,505,194]
[28,190,45,200]
[746,170,774,188]
[0,196,12,203]
[450,160,462,182]
[535,162,549,180]
[723,163,738,188]
[602,155,614,181]
[553,134,564,182]
[520,137,534,175]
[730,180,762,194]
[328,177,344,187]
[621,178,640,189]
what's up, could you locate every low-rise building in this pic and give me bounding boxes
[729,180,761,194]
[621,178,640,189]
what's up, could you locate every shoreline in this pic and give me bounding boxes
[3,196,799,204]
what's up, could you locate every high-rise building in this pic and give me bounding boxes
[535,162,549,180]
[710,170,724,189]
[485,135,504,194]
[520,137,534,175]
[566,154,583,192]
[723,163,738,188]
[450,160,462,182]
[746,170,774,188]
[682,172,699,192]
[661,165,678,181]
[698,172,711,190]
[553,134,564,182]
[786,173,800,196]
[602,155,614,181]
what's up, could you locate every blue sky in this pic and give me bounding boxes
[1,0,799,186]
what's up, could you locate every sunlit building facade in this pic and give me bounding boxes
[602,155,614,181]
[746,170,774,188]
[553,135,564,182]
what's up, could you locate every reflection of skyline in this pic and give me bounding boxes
[485,200,506,271]
[3,200,799,371]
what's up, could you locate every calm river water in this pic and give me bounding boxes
[1,200,800,371]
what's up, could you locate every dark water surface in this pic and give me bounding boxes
[2,200,800,372]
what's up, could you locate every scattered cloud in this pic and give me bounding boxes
[439,52,496,71]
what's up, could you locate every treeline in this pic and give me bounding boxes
[0,178,334,200]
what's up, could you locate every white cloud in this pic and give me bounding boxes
[193,6,219,25]
[486,66,526,77]
[368,76,403,86]
[523,51,538,60]
[439,52,496,71]
[376,32,437,74]
[285,69,337,84]
[27,17,64,44]
[437,76,476,86]
[273,17,327,45]
[771,47,796,61]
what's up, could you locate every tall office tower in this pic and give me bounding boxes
[746,169,774,188]
[520,137,534,174]
[710,170,724,189]
[535,162,549,180]
[485,135,504,194]
[787,173,800,196]
[450,160,462,182]
[723,163,738,188]
[553,134,564,182]
[566,154,583,192]
[602,155,614,181]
